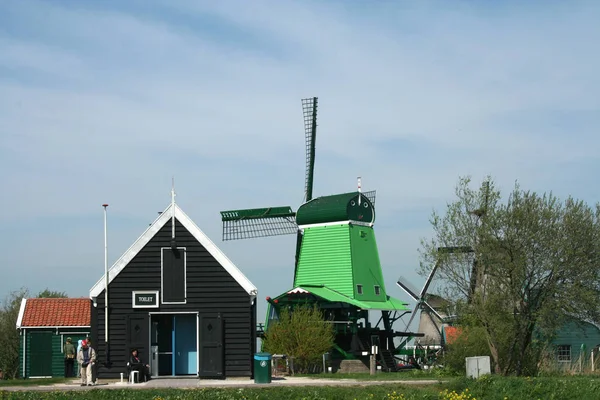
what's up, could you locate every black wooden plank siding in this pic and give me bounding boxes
[92,218,255,378]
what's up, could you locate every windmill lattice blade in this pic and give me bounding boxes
[302,97,318,202]
[396,276,421,301]
[220,206,298,241]
[404,303,420,331]
[437,246,474,254]
[363,190,376,207]
[420,260,440,298]
[422,300,444,322]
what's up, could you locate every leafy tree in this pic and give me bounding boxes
[0,287,29,378]
[420,176,600,376]
[262,303,334,374]
[36,289,68,298]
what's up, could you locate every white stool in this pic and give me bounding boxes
[129,370,139,384]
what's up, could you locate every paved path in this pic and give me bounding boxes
[0,377,445,392]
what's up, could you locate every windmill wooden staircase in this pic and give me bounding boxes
[379,349,398,372]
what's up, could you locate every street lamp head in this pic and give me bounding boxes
[102,204,109,208]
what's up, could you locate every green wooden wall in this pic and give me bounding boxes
[19,334,24,378]
[19,329,90,378]
[551,320,600,366]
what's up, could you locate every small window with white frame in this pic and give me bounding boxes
[357,284,363,295]
[374,285,381,295]
[557,345,571,362]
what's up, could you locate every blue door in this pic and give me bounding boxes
[174,314,197,375]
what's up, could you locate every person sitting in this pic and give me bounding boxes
[128,348,151,382]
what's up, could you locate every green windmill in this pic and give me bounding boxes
[220,97,416,370]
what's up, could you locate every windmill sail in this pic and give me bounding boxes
[302,97,318,202]
[220,206,298,241]
[363,190,377,207]
[220,97,321,242]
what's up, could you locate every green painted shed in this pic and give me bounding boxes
[16,297,91,378]
[551,319,600,367]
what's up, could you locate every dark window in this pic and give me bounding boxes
[162,248,186,303]
[557,345,571,362]
[357,284,363,295]
[374,286,381,295]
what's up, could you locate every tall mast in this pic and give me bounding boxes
[171,177,176,240]
[102,204,109,348]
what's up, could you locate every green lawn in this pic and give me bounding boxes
[296,370,445,380]
[2,375,600,399]
[0,377,71,387]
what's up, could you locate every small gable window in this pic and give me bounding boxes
[162,247,187,304]
[374,286,381,295]
[557,345,571,362]
[357,284,363,295]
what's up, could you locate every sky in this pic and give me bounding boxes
[1,0,599,333]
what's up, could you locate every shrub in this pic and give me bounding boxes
[262,303,334,374]
[440,325,492,374]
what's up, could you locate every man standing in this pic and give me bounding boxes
[63,337,76,377]
[86,338,98,384]
[76,340,97,386]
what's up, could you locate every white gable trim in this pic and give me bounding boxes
[89,203,258,299]
[16,298,27,329]
[287,287,309,294]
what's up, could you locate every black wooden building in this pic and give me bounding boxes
[89,199,258,379]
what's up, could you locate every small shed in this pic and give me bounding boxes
[552,319,600,366]
[16,298,91,378]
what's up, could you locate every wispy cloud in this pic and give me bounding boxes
[0,0,599,323]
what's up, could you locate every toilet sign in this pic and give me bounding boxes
[132,291,159,308]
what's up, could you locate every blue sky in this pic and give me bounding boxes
[1,0,599,329]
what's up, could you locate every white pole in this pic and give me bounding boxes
[171,177,175,239]
[357,176,362,205]
[103,204,109,343]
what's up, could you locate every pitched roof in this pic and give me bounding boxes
[275,285,409,311]
[89,202,258,299]
[16,298,91,328]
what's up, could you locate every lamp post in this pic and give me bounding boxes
[102,204,109,348]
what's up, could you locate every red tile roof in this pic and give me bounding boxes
[20,298,90,327]
[444,326,463,345]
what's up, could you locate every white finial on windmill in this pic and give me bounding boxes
[171,176,176,239]
[357,176,362,206]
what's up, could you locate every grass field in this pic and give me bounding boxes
[0,378,70,387]
[2,374,600,399]
[296,370,440,380]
